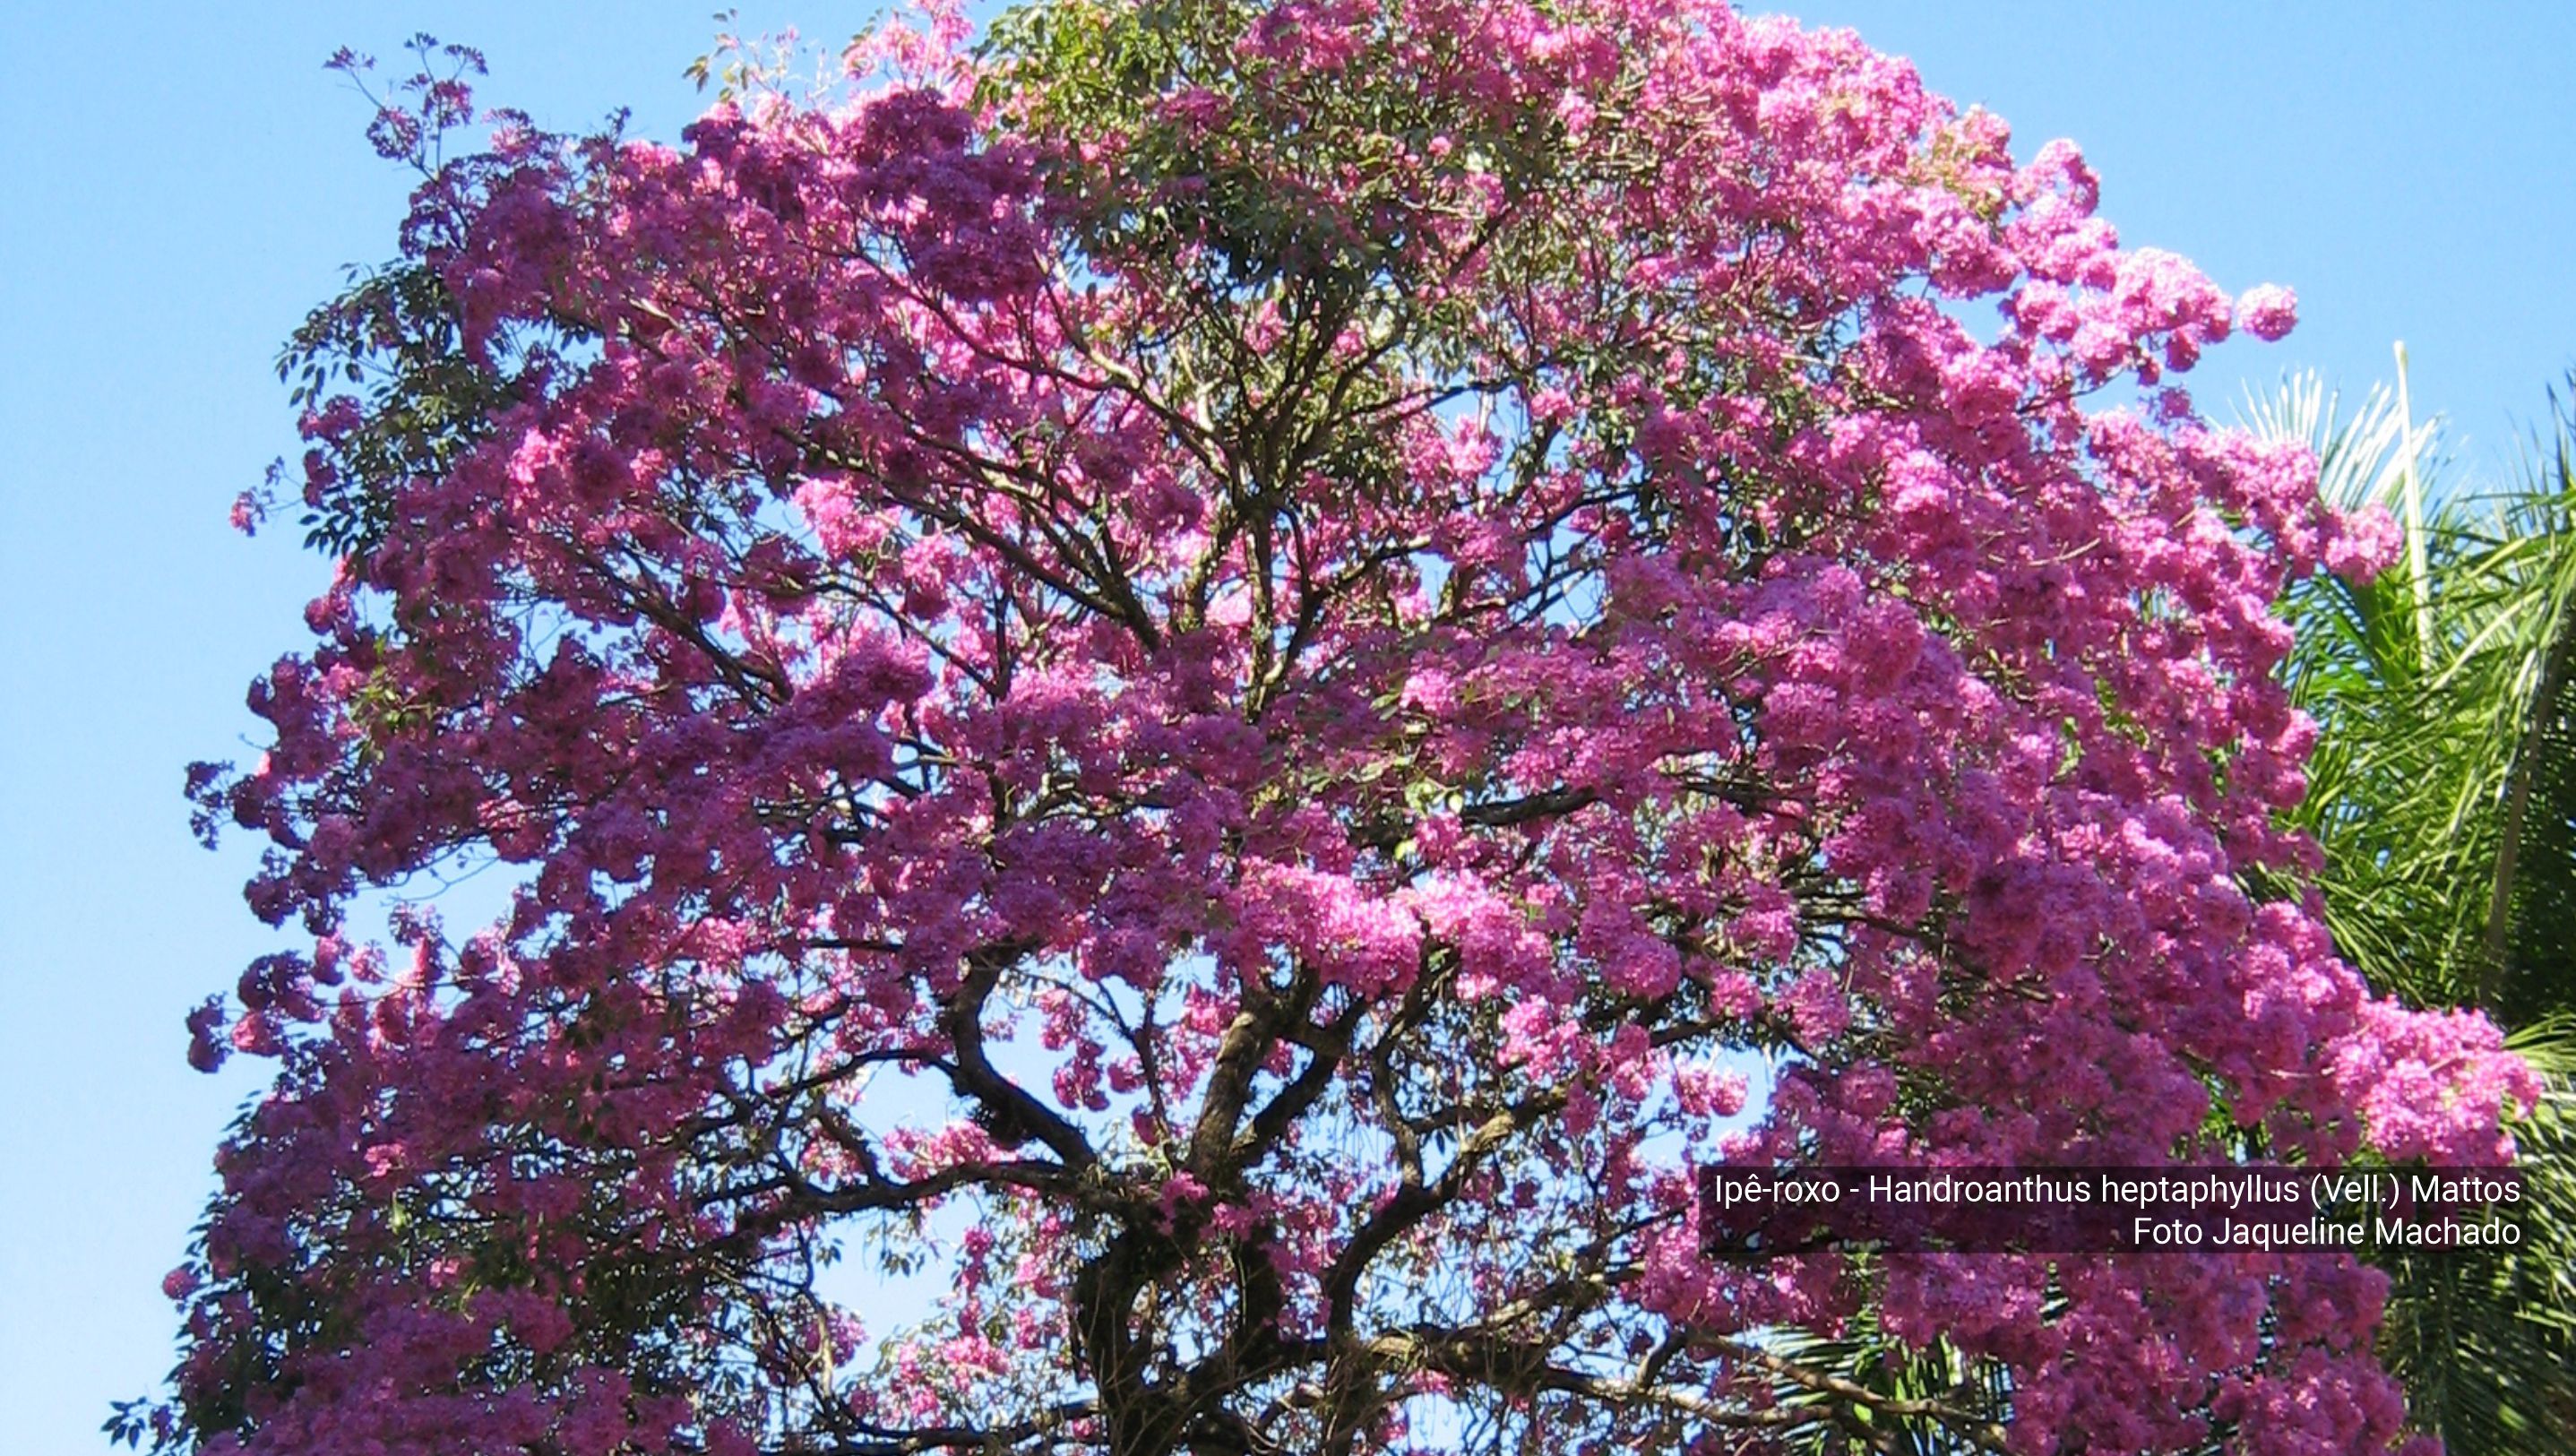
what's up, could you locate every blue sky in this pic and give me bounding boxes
[2,4,2571,1452]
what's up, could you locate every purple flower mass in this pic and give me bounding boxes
[155,4,2534,1454]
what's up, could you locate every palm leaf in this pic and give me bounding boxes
[2250,371,2576,1454]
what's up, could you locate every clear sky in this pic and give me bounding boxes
[3,4,2571,1452]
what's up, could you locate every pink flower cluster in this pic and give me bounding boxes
[157,4,2526,1455]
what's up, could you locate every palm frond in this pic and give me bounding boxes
[2247,370,2576,1453]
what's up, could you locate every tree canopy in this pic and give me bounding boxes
[146,4,2539,1453]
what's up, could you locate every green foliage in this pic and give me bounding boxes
[1753,1302,2016,1454]
[2253,368,2576,1454]
[279,262,520,563]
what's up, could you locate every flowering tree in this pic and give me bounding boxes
[147,4,2543,1453]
